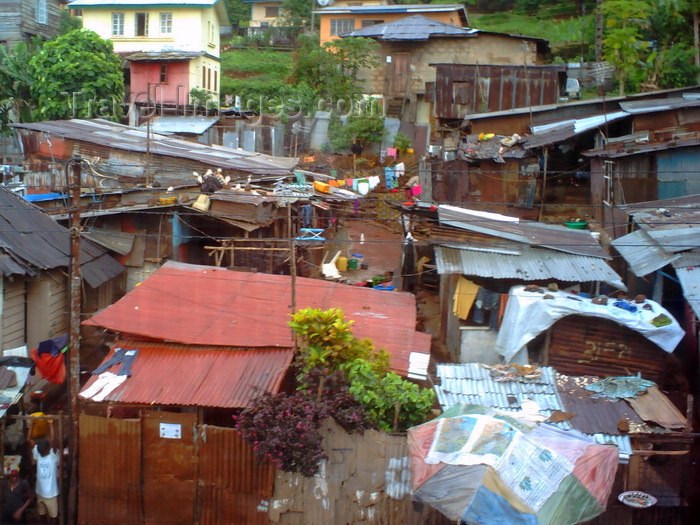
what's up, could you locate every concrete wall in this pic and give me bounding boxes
[78,5,222,57]
[269,419,448,525]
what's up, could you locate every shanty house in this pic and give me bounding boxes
[431,363,692,525]
[0,186,124,352]
[420,87,700,224]
[314,3,469,45]
[0,0,64,49]
[68,0,230,105]
[399,203,627,362]
[77,261,431,523]
[8,119,367,291]
[610,195,700,390]
[340,16,552,122]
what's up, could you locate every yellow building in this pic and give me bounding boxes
[68,0,229,106]
[313,3,468,45]
[244,0,283,31]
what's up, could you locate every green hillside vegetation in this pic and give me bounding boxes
[471,12,595,59]
[220,48,297,106]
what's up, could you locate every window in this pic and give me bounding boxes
[213,70,217,92]
[112,13,124,36]
[135,12,149,37]
[206,21,216,44]
[202,66,206,88]
[361,19,383,28]
[265,6,279,18]
[207,68,211,90]
[330,19,355,36]
[160,13,172,34]
[36,0,47,24]
[159,64,167,84]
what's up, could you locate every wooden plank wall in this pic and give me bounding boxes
[1,277,26,351]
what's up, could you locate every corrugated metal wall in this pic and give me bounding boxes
[269,420,455,525]
[547,317,668,383]
[79,415,272,525]
[434,64,562,119]
[199,425,273,525]
[1,277,25,351]
[657,147,700,199]
[79,415,142,525]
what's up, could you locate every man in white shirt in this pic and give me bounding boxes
[27,419,59,525]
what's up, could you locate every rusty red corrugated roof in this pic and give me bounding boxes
[83,261,430,376]
[80,340,293,408]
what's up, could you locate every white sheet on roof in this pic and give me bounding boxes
[496,285,685,362]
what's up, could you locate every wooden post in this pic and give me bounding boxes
[58,411,65,525]
[393,399,401,432]
[538,146,549,221]
[66,158,82,525]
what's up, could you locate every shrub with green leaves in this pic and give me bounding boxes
[236,308,435,476]
[30,29,124,121]
[290,307,434,432]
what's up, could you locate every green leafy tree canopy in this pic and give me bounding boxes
[0,41,38,132]
[289,307,435,432]
[30,29,124,121]
[601,0,652,95]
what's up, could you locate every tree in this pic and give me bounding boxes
[288,308,435,433]
[292,35,379,103]
[223,0,251,28]
[235,308,436,477]
[29,29,124,121]
[281,0,312,30]
[0,42,37,133]
[601,0,652,95]
[643,0,699,89]
[59,9,82,34]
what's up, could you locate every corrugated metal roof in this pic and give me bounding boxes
[313,4,469,26]
[11,119,298,176]
[341,15,476,40]
[584,135,700,159]
[0,364,31,420]
[645,226,700,253]
[438,205,612,259]
[673,252,700,319]
[139,116,219,135]
[555,374,648,435]
[79,340,292,408]
[68,0,231,24]
[619,97,700,113]
[83,261,430,376]
[432,363,681,460]
[70,0,219,5]
[126,51,204,61]
[613,198,700,316]
[434,363,562,418]
[0,187,124,287]
[524,111,630,149]
[435,244,625,288]
[611,229,681,277]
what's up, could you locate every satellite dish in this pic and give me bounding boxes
[317,0,333,6]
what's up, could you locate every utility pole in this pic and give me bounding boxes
[288,204,296,316]
[65,157,82,524]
